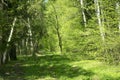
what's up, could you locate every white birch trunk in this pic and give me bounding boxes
[94,0,105,42]
[116,2,120,33]
[27,18,34,55]
[8,18,17,42]
[80,0,87,27]
[3,17,17,63]
[100,1,105,27]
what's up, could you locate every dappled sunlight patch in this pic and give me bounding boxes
[18,55,95,80]
[25,75,39,80]
[96,67,120,78]
[70,60,103,69]
[22,63,94,79]
[37,77,56,80]
[22,63,33,67]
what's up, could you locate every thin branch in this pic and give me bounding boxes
[1,0,8,6]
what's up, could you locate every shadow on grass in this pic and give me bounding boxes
[100,75,120,80]
[21,55,94,79]
[0,61,25,80]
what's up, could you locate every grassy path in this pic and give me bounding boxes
[0,55,120,80]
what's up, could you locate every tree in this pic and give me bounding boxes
[94,0,105,43]
[51,3,62,53]
[80,0,87,27]
[116,2,120,33]
[3,17,17,63]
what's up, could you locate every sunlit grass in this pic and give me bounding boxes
[0,55,120,80]
[70,60,120,80]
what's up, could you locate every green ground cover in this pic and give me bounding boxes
[0,55,120,80]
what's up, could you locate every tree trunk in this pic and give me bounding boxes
[2,17,17,63]
[94,0,105,42]
[56,26,62,53]
[51,4,62,53]
[0,54,3,65]
[116,2,120,33]
[80,0,87,27]
[27,18,34,56]
[9,43,17,60]
[0,21,3,65]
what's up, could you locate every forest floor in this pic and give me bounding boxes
[0,54,120,80]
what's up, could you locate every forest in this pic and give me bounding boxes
[0,0,120,80]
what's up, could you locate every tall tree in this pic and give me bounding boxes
[3,17,17,63]
[80,0,87,27]
[94,0,105,43]
[116,2,120,33]
[51,3,62,53]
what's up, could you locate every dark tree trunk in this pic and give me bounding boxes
[56,27,62,53]
[4,51,9,63]
[51,4,63,53]
[1,32,9,64]
[0,54,3,65]
[9,43,17,61]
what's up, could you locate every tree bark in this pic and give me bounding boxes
[28,18,34,56]
[0,54,3,65]
[94,0,105,42]
[2,17,17,63]
[9,43,17,60]
[116,2,120,33]
[51,4,62,53]
[80,0,87,27]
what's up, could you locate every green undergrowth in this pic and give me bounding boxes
[0,54,120,80]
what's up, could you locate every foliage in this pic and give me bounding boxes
[0,0,120,67]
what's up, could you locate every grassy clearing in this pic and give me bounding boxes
[69,60,120,80]
[0,55,120,80]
